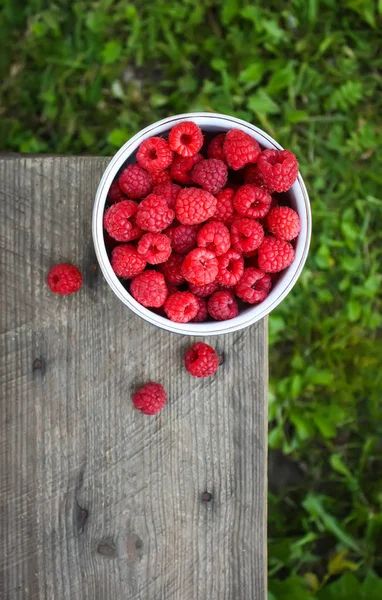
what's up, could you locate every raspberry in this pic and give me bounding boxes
[108,180,126,204]
[223,129,261,170]
[257,236,295,273]
[208,291,238,321]
[103,200,141,241]
[214,188,235,224]
[137,137,173,172]
[235,267,272,304]
[170,153,204,185]
[153,182,182,208]
[164,291,199,323]
[191,158,228,195]
[216,249,244,286]
[165,224,198,254]
[175,188,217,225]
[188,280,219,298]
[207,133,227,162]
[132,382,167,415]
[184,342,219,378]
[111,244,146,278]
[233,185,272,219]
[136,194,175,232]
[182,248,218,286]
[137,233,172,264]
[244,164,273,193]
[47,263,82,295]
[158,253,185,285]
[197,221,231,256]
[257,149,299,192]
[230,218,264,253]
[130,270,168,307]
[168,121,203,157]
[118,164,152,199]
[266,206,301,241]
[151,168,172,186]
[191,297,208,322]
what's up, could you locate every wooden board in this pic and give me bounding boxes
[0,157,267,600]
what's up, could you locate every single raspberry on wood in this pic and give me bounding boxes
[233,185,272,219]
[223,129,261,170]
[214,188,235,224]
[230,218,264,254]
[171,153,204,185]
[208,291,238,321]
[257,236,295,273]
[158,253,186,285]
[111,244,146,278]
[136,194,175,232]
[168,121,203,157]
[107,180,126,204]
[175,188,217,225]
[188,280,219,298]
[137,233,172,264]
[130,270,168,307]
[184,342,220,378]
[164,291,199,323]
[47,264,82,295]
[165,224,198,254]
[103,200,141,241]
[197,221,231,256]
[118,164,152,199]
[191,297,208,322]
[151,168,172,186]
[182,248,218,286]
[137,137,173,172]
[257,149,299,192]
[207,133,227,163]
[132,382,167,415]
[216,249,244,287]
[153,182,181,208]
[191,158,228,195]
[235,267,272,304]
[266,206,301,241]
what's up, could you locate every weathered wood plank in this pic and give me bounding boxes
[0,157,267,600]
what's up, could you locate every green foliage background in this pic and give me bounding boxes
[1,0,381,597]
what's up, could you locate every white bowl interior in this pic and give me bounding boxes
[92,113,311,335]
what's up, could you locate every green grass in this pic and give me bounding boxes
[1,1,382,597]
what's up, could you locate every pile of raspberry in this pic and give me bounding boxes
[103,121,301,323]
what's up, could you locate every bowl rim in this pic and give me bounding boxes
[92,112,311,335]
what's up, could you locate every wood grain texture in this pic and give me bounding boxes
[0,157,267,600]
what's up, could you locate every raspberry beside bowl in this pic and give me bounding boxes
[92,113,311,336]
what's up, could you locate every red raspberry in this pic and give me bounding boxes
[103,200,141,241]
[118,164,152,199]
[235,267,272,304]
[214,188,235,224]
[111,244,146,278]
[216,249,244,286]
[184,342,219,377]
[257,236,295,273]
[188,281,219,298]
[191,158,228,195]
[151,168,172,186]
[164,291,199,323]
[175,188,217,225]
[165,224,198,254]
[153,182,182,209]
[47,263,82,295]
[182,248,218,286]
[137,233,172,264]
[130,270,168,307]
[158,253,185,285]
[233,185,272,219]
[191,297,208,322]
[257,149,299,192]
[230,218,264,253]
[223,129,261,170]
[207,133,227,162]
[244,164,273,193]
[208,291,238,321]
[132,382,167,415]
[168,121,203,157]
[107,180,126,204]
[266,206,301,241]
[170,153,204,184]
[136,194,175,232]
[197,221,231,256]
[137,137,173,172]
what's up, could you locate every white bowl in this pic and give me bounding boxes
[92,112,311,336]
